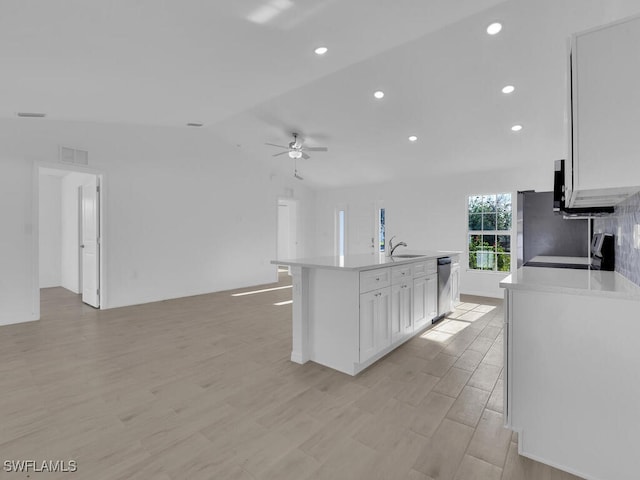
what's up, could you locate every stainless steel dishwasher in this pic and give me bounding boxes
[434,257,452,323]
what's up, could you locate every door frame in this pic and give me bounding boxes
[32,161,107,318]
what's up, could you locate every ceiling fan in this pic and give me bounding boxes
[265,133,328,160]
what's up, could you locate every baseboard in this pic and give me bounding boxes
[460,288,503,299]
[0,314,39,327]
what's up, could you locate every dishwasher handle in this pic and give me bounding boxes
[437,257,452,265]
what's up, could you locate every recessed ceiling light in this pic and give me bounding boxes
[502,85,515,94]
[408,135,418,142]
[373,90,385,99]
[186,122,204,127]
[17,112,46,118]
[487,22,502,35]
[511,124,523,132]
[314,46,328,55]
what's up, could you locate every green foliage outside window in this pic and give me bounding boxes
[468,194,512,272]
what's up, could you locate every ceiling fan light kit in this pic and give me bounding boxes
[265,132,328,180]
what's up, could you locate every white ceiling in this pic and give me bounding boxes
[3,0,640,189]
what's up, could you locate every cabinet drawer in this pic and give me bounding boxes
[391,265,413,283]
[360,268,391,293]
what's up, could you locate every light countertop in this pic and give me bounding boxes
[272,251,461,272]
[500,266,640,300]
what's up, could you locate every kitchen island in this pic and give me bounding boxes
[273,251,460,375]
[500,267,640,480]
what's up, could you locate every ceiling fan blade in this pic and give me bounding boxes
[301,152,310,160]
[303,146,328,152]
[265,143,289,149]
[272,151,289,157]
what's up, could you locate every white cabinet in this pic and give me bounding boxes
[359,287,391,363]
[451,260,460,308]
[293,255,456,376]
[503,286,640,480]
[413,276,427,331]
[414,272,437,331]
[567,14,640,208]
[426,272,438,322]
[390,264,414,341]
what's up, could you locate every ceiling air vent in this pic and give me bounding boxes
[59,146,89,166]
[17,112,46,118]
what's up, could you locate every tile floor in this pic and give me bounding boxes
[0,273,585,479]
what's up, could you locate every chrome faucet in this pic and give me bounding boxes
[388,236,407,256]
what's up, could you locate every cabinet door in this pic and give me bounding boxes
[359,290,378,363]
[401,282,413,336]
[573,16,640,194]
[426,273,438,321]
[390,283,403,342]
[451,265,460,308]
[360,288,391,363]
[377,288,392,351]
[413,276,428,331]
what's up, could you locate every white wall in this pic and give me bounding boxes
[314,166,551,298]
[0,118,316,325]
[38,174,62,288]
[61,171,95,293]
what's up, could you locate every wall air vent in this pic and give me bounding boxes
[59,146,89,166]
[17,112,46,118]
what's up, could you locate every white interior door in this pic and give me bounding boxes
[81,177,100,307]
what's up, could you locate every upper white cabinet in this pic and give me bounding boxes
[567,14,640,207]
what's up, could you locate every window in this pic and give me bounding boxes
[468,193,512,272]
[378,207,385,252]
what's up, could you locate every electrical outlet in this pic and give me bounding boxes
[634,224,640,250]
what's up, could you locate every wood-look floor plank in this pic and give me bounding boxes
[0,280,585,480]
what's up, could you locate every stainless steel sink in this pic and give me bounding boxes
[392,254,426,258]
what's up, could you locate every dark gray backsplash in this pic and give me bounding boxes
[521,191,589,264]
[594,191,640,286]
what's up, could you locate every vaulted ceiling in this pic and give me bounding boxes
[3,0,640,188]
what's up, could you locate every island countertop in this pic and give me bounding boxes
[272,251,461,272]
[500,266,640,300]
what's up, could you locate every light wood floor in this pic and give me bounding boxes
[0,274,584,480]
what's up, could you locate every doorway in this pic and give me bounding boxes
[37,165,103,315]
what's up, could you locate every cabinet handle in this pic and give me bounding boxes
[375,277,380,281]
[401,272,406,275]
